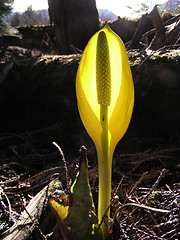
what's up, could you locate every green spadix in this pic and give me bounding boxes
[76,24,134,240]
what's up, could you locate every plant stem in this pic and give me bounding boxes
[98,105,112,240]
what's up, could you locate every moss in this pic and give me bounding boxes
[147,49,180,61]
[35,54,81,65]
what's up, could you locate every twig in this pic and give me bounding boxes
[19,166,64,186]
[114,202,170,219]
[53,142,70,191]
[141,168,168,203]
[128,172,148,197]
[118,169,168,225]
[0,187,14,223]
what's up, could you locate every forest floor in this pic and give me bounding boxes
[0,131,179,239]
[0,10,180,239]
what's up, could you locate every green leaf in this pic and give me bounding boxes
[49,146,99,240]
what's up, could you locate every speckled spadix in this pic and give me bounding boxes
[76,24,134,240]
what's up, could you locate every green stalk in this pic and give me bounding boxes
[98,105,112,240]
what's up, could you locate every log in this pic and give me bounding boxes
[0,48,179,152]
[131,48,180,139]
[0,53,82,152]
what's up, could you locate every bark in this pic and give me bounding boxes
[1,179,64,240]
[148,6,180,50]
[48,0,99,54]
[148,5,167,50]
[129,14,150,49]
[2,185,49,240]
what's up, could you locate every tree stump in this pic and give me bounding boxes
[48,0,99,54]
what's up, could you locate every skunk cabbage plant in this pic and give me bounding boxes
[76,24,134,239]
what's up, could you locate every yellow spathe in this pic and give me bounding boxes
[76,24,134,155]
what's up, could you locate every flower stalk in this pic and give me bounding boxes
[98,105,110,239]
